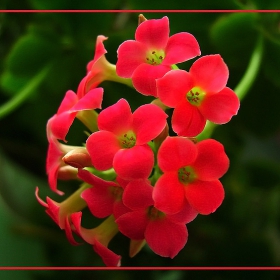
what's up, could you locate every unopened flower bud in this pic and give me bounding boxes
[57,166,78,180]
[62,148,93,168]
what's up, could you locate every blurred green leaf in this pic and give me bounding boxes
[251,0,280,9]
[256,13,280,45]
[1,29,60,95]
[0,151,50,270]
[6,32,59,77]
[0,149,49,218]
[210,12,259,69]
[28,0,123,9]
[0,64,51,119]
[263,40,280,87]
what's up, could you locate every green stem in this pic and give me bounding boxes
[196,35,264,141]
[84,166,117,181]
[76,110,99,133]
[106,63,134,88]
[60,182,89,217]
[0,65,51,120]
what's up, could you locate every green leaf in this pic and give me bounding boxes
[210,13,259,68]
[5,30,59,77]
[0,150,50,268]
[263,40,280,87]
[0,64,51,120]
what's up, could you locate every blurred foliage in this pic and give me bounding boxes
[0,0,280,279]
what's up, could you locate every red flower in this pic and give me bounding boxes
[153,137,229,215]
[86,98,167,180]
[70,212,121,267]
[78,169,129,219]
[156,55,240,137]
[47,88,103,142]
[77,36,115,98]
[116,16,200,97]
[46,137,78,195]
[116,179,197,258]
[35,187,86,245]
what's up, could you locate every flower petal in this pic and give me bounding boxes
[157,70,194,108]
[47,112,77,142]
[86,35,108,73]
[122,179,154,210]
[145,218,188,258]
[98,98,133,135]
[116,210,148,240]
[168,201,198,224]
[57,90,78,114]
[153,172,185,215]
[135,16,169,49]
[157,136,197,172]
[163,32,201,65]
[94,240,121,267]
[70,213,121,267]
[116,40,148,78]
[113,199,130,220]
[86,131,120,170]
[192,139,229,181]
[113,144,154,180]
[190,54,229,93]
[133,104,167,145]
[79,170,119,218]
[185,180,225,215]
[172,101,206,137]
[132,63,171,97]
[71,87,103,111]
[199,87,240,124]
[82,187,115,218]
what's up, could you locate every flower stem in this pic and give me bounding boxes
[106,63,134,88]
[0,65,51,120]
[76,109,99,133]
[85,167,117,181]
[196,35,264,141]
[60,182,89,218]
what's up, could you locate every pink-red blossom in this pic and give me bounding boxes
[116,179,197,258]
[70,212,121,267]
[35,187,85,245]
[77,36,115,98]
[116,16,200,97]
[156,54,240,137]
[47,88,103,142]
[46,137,78,195]
[153,137,229,215]
[86,98,167,180]
[78,169,129,219]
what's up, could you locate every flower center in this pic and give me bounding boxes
[147,206,165,220]
[119,131,136,149]
[186,87,206,106]
[110,186,123,201]
[146,50,165,65]
[178,166,196,185]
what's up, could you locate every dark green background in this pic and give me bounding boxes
[0,0,280,279]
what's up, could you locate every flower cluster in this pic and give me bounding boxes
[36,15,239,266]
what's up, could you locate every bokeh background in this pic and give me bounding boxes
[0,0,280,279]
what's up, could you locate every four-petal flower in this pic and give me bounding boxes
[116,178,197,258]
[116,16,200,97]
[153,136,229,215]
[156,55,240,137]
[86,98,167,180]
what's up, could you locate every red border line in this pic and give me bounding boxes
[0,9,280,13]
[0,267,280,270]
